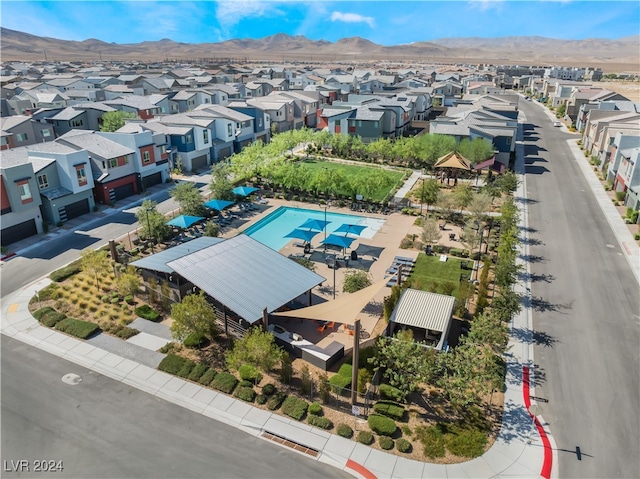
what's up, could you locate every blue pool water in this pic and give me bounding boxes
[244,206,386,251]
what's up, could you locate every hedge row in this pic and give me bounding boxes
[307,415,333,430]
[134,305,161,322]
[49,260,82,282]
[267,391,287,410]
[379,384,404,402]
[211,372,238,394]
[281,396,309,421]
[54,317,100,339]
[373,400,405,420]
[234,386,256,403]
[329,374,351,396]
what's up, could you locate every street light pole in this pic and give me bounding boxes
[473,223,486,282]
[145,207,154,253]
[420,170,425,216]
[324,203,327,252]
[333,260,336,299]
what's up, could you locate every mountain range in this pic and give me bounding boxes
[1,28,638,71]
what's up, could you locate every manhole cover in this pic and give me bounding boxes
[606,244,615,249]
[62,373,82,385]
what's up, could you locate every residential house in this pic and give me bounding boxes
[227,101,270,144]
[246,96,295,134]
[1,115,55,149]
[46,103,116,135]
[431,80,463,106]
[565,88,629,123]
[103,96,161,120]
[581,110,640,161]
[279,91,320,128]
[606,132,640,211]
[192,104,255,152]
[575,100,640,133]
[152,114,216,170]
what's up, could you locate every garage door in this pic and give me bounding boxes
[142,172,162,189]
[191,155,208,171]
[61,199,90,221]
[111,182,135,201]
[218,147,232,161]
[1,219,37,246]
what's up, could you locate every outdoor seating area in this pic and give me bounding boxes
[385,255,416,287]
[349,202,390,215]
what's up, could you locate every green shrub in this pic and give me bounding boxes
[42,311,67,328]
[37,284,61,301]
[615,191,626,202]
[211,372,238,394]
[356,431,374,445]
[176,359,196,379]
[54,317,99,339]
[262,383,276,396]
[134,304,161,322]
[256,394,268,405]
[111,297,120,305]
[49,260,82,282]
[373,400,405,420]
[238,364,263,384]
[379,384,403,402]
[267,391,287,410]
[187,363,209,382]
[281,396,309,421]
[630,211,639,224]
[239,379,253,388]
[379,436,394,450]
[198,368,217,386]
[234,386,256,402]
[33,306,55,320]
[415,425,445,458]
[124,295,134,305]
[101,295,110,303]
[445,427,487,458]
[337,363,353,378]
[396,438,412,453]
[308,402,323,416]
[111,291,120,299]
[337,424,353,438]
[329,373,351,396]
[307,415,333,430]
[183,332,206,349]
[401,425,413,437]
[635,233,640,241]
[158,354,189,375]
[114,325,139,339]
[368,414,397,437]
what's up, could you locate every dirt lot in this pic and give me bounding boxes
[592,81,640,102]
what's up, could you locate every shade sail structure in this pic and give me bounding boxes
[233,186,259,197]
[284,228,320,243]
[434,151,472,170]
[473,157,506,174]
[321,234,356,249]
[273,279,388,325]
[166,215,205,229]
[334,223,367,237]
[204,199,235,211]
[355,243,385,259]
[299,218,330,231]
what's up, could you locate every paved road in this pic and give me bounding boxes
[1,335,350,479]
[520,100,640,478]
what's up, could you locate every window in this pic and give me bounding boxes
[160,145,167,154]
[203,129,209,144]
[42,129,51,138]
[227,123,232,137]
[37,174,49,189]
[76,166,87,186]
[143,151,151,164]
[186,134,192,143]
[16,133,28,142]
[18,181,32,203]
[258,118,262,127]
[71,119,83,127]
[108,158,117,168]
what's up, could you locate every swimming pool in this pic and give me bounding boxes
[244,206,386,251]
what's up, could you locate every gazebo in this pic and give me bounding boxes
[434,151,472,185]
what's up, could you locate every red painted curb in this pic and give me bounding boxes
[346,459,377,479]
[523,365,553,479]
[0,252,16,261]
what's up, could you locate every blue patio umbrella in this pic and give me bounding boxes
[321,234,356,249]
[334,223,367,237]
[298,218,330,232]
[204,199,235,211]
[284,228,320,243]
[166,215,205,229]
[232,186,259,197]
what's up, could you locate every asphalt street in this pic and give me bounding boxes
[0,335,351,479]
[520,100,640,478]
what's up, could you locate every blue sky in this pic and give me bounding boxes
[1,1,638,46]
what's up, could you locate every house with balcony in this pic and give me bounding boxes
[151,114,216,170]
[0,149,44,245]
[1,115,55,149]
[57,130,138,204]
[246,96,295,134]
[575,100,640,133]
[582,110,640,161]
[565,89,630,124]
[227,101,270,144]
[192,104,255,153]
[606,132,640,211]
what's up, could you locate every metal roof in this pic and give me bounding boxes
[131,237,223,274]
[59,132,135,160]
[390,289,455,334]
[167,235,326,324]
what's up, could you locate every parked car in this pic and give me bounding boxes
[553,121,561,127]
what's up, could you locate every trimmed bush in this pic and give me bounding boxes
[37,284,61,301]
[262,383,276,396]
[234,386,256,403]
[308,402,323,416]
[281,396,309,421]
[337,424,354,438]
[329,373,351,396]
[356,431,374,445]
[134,304,161,322]
[396,438,412,453]
[379,384,403,402]
[238,364,263,384]
[239,379,253,388]
[33,306,55,321]
[267,391,287,411]
[176,359,196,379]
[337,363,353,378]
[379,436,394,450]
[368,414,397,437]
[188,363,209,382]
[49,261,82,282]
[114,325,139,340]
[42,311,67,328]
[211,372,238,394]
[373,400,405,420]
[445,427,487,458]
[158,354,189,375]
[307,415,333,430]
[183,332,206,349]
[256,394,268,405]
[54,317,99,339]
[198,368,217,386]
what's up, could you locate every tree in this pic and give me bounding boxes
[467,193,492,224]
[420,218,442,246]
[496,171,519,196]
[460,221,482,254]
[418,179,441,215]
[135,200,171,242]
[453,184,474,213]
[203,221,220,237]
[170,292,217,342]
[116,266,140,297]
[170,181,206,216]
[556,103,566,118]
[100,111,136,132]
[343,270,372,293]
[209,163,235,201]
[80,248,110,287]
[225,327,284,373]
[436,193,457,221]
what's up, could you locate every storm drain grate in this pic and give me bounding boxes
[261,431,319,458]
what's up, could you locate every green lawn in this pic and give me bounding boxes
[409,253,473,296]
[299,159,406,202]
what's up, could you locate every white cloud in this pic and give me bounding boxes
[215,0,285,30]
[468,0,504,12]
[330,11,375,29]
